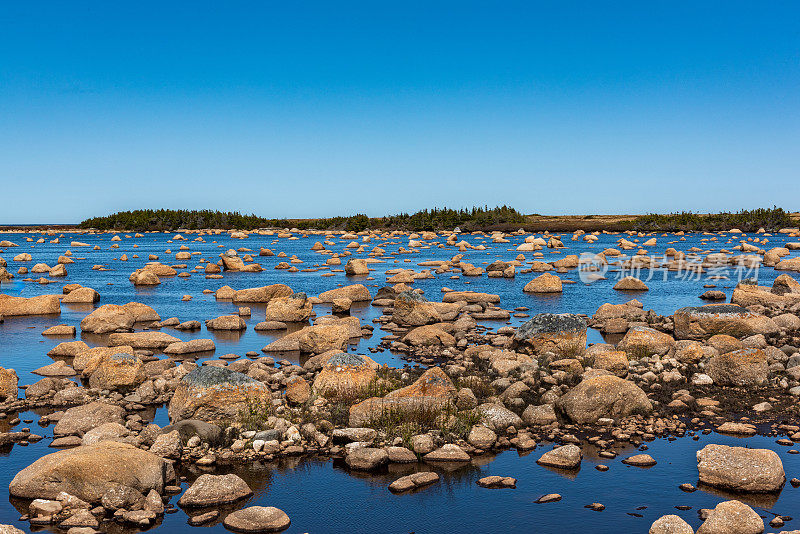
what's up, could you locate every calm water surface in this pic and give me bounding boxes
[1,229,799,532]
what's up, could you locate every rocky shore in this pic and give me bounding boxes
[2,226,800,533]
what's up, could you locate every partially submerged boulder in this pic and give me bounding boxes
[0,367,18,400]
[0,294,60,316]
[392,291,441,326]
[264,293,312,322]
[80,303,160,334]
[696,444,784,493]
[53,402,126,437]
[523,273,563,293]
[231,284,294,303]
[673,304,778,340]
[9,442,173,503]
[177,473,253,507]
[317,284,371,303]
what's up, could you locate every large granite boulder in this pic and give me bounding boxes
[84,352,146,391]
[706,348,768,386]
[9,442,173,503]
[297,323,351,353]
[317,284,372,303]
[523,273,563,293]
[696,444,784,493]
[53,402,126,437]
[313,353,377,399]
[511,313,587,357]
[555,375,652,424]
[616,326,675,357]
[0,294,60,316]
[0,367,18,400]
[264,293,312,322]
[168,366,271,424]
[231,284,294,303]
[391,291,441,326]
[673,304,778,340]
[695,500,764,534]
[80,303,160,334]
[177,473,253,507]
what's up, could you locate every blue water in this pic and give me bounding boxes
[1,229,799,532]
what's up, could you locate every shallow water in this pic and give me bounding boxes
[1,229,799,532]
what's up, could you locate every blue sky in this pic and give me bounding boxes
[1,1,798,224]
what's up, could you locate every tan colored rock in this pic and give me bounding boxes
[61,287,100,303]
[231,284,293,303]
[592,351,629,377]
[73,345,135,373]
[706,348,768,387]
[555,375,652,423]
[84,352,146,390]
[318,284,372,302]
[205,315,246,330]
[0,367,18,400]
[108,331,181,349]
[264,293,312,322]
[392,291,441,326]
[129,269,160,286]
[297,323,350,353]
[168,366,271,424]
[53,402,126,436]
[313,353,377,399]
[163,339,216,355]
[523,273,562,293]
[284,376,312,405]
[613,276,648,291]
[0,294,60,316]
[617,326,675,357]
[695,500,764,534]
[9,442,172,503]
[345,259,369,275]
[673,304,778,340]
[403,325,456,347]
[696,443,784,493]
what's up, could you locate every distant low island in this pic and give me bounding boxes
[74,206,799,233]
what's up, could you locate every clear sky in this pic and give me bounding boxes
[1,1,798,224]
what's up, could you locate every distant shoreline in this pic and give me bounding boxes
[2,210,799,235]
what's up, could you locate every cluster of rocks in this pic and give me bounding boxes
[3,227,800,532]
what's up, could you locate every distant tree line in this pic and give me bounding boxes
[79,206,527,232]
[79,206,795,233]
[630,207,795,232]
